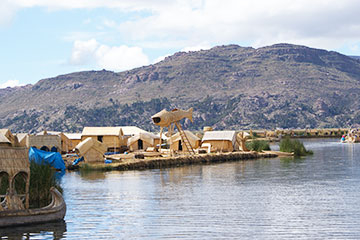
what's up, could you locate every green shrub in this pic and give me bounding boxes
[246,140,271,152]
[279,137,313,156]
[29,161,62,208]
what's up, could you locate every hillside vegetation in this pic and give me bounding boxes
[1,43,360,133]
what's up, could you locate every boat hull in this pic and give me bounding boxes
[0,187,66,227]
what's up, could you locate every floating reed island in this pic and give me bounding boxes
[68,151,279,172]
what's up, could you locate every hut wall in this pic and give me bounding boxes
[17,136,28,147]
[170,140,200,151]
[128,140,153,151]
[202,140,233,152]
[81,136,124,152]
[154,138,161,147]
[170,141,180,151]
[70,139,81,149]
[27,135,61,152]
[59,134,72,153]
[83,148,104,163]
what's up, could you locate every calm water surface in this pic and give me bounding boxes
[2,139,360,239]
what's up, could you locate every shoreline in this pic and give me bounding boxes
[68,151,279,172]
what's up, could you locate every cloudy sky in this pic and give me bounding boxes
[1,0,360,88]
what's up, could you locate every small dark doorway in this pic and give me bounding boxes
[97,136,103,142]
[138,139,143,150]
[40,146,50,152]
[179,140,183,151]
[51,146,58,152]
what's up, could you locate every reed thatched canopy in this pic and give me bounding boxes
[0,147,29,176]
[127,132,158,146]
[75,137,107,156]
[82,127,123,136]
[169,130,200,146]
[0,147,30,209]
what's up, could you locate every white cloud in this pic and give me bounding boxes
[70,39,99,65]
[0,79,24,89]
[0,0,18,26]
[181,43,212,52]
[4,0,360,54]
[70,39,149,71]
[115,0,360,51]
[12,0,176,11]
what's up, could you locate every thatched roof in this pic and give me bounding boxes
[169,130,200,146]
[0,129,10,135]
[119,126,149,136]
[15,133,28,143]
[127,132,158,146]
[75,137,107,156]
[64,133,82,140]
[0,134,11,144]
[202,131,236,142]
[82,127,122,136]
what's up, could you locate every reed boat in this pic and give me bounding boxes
[0,146,66,227]
[0,187,66,227]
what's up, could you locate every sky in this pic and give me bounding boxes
[1,0,360,88]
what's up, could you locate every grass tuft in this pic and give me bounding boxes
[279,137,313,156]
[29,161,63,208]
[246,140,271,152]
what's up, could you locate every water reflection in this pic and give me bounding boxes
[0,220,66,239]
[3,139,360,239]
[79,170,106,180]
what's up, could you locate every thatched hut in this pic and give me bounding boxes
[81,127,123,152]
[64,133,82,150]
[201,130,237,152]
[14,133,29,147]
[127,132,159,151]
[0,129,17,146]
[27,134,61,152]
[0,134,12,147]
[169,130,200,152]
[37,131,72,153]
[119,126,151,144]
[74,137,107,163]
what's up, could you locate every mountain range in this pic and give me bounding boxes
[1,43,360,133]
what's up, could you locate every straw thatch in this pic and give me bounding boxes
[36,131,72,153]
[0,146,30,209]
[169,130,200,151]
[119,126,149,136]
[27,135,61,152]
[82,127,124,152]
[202,130,237,152]
[75,137,107,163]
[64,133,82,150]
[15,133,29,147]
[127,132,158,151]
[82,127,122,136]
[0,134,11,146]
[0,129,18,147]
[0,147,29,176]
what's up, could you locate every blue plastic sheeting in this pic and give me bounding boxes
[72,156,84,165]
[29,147,66,172]
[104,152,121,155]
[104,159,112,164]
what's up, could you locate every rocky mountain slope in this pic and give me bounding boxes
[1,43,360,133]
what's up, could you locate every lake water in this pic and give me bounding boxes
[2,138,360,239]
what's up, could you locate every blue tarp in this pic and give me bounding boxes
[29,147,66,172]
[72,156,84,165]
